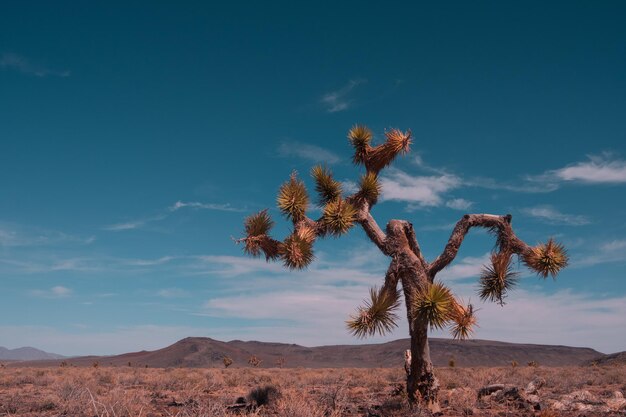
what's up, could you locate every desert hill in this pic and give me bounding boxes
[13,337,604,368]
[0,346,64,361]
[587,350,626,366]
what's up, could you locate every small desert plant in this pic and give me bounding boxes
[59,361,68,367]
[528,361,538,367]
[448,358,456,368]
[223,356,233,368]
[92,361,99,368]
[275,357,286,368]
[248,385,281,406]
[511,360,518,368]
[248,355,262,367]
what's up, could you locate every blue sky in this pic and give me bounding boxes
[1,1,626,356]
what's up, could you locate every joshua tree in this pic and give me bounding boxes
[236,126,567,411]
[248,355,262,367]
[223,356,233,368]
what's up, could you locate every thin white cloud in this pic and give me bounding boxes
[521,206,590,226]
[464,176,559,193]
[532,154,626,185]
[457,289,626,354]
[437,253,490,282]
[576,239,626,267]
[341,180,359,194]
[30,286,72,298]
[419,222,458,232]
[277,142,340,164]
[0,257,102,274]
[157,288,189,298]
[105,200,241,232]
[601,240,626,252]
[379,168,462,207]
[169,201,244,212]
[102,213,167,231]
[0,53,70,77]
[0,222,94,247]
[204,287,361,323]
[125,256,177,267]
[103,220,146,231]
[193,255,287,277]
[320,79,366,112]
[445,198,473,211]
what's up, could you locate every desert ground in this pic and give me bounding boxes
[1,364,625,417]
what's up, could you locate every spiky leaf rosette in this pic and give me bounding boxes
[412,282,455,330]
[366,129,412,173]
[295,225,316,243]
[279,233,314,269]
[277,172,309,222]
[244,209,274,238]
[347,287,401,338]
[523,238,568,279]
[322,198,357,236]
[356,172,381,205]
[311,165,342,205]
[348,125,373,165]
[479,252,519,305]
[449,301,477,340]
[242,210,280,260]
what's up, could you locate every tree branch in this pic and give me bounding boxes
[428,214,531,277]
[354,202,390,255]
[381,259,401,296]
[402,221,428,271]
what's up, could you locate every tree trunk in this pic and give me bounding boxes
[383,220,441,412]
[406,317,440,412]
[401,265,441,413]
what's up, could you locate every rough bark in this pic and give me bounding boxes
[379,219,440,411]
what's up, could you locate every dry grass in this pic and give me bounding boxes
[0,365,624,416]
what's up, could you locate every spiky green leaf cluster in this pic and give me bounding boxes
[366,129,412,173]
[479,253,519,305]
[347,125,373,165]
[279,232,314,269]
[347,287,401,338]
[412,282,456,330]
[449,302,477,340]
[242,210,280,260]
[244,209,274,238]
[356,172,381,204]
[523,238,568,279]
[311,165,342,205]
[277,172,309,222]
[322,198,357,236]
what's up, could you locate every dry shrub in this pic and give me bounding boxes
[248,385,280,406]
[319,382,349,413]
[275,395,327,417]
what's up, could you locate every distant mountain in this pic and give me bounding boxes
[586,351,626,366]
[0,346,65,361]
[13,337,604,368]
